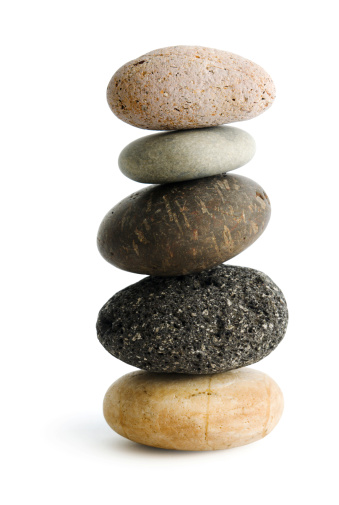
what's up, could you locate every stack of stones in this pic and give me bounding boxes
[97,46,288,451]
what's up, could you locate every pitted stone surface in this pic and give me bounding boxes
[107,45,275,130]
[118,126,256,184]
[97,174,271,277]
[97,265,288,373]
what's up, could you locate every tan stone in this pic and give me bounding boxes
[103,368,284,451]
[107,46,275,130]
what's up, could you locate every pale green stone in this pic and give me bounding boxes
[118,126,256,184]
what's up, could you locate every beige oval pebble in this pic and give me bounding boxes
[103,368,283,451]
[107,46,275,130]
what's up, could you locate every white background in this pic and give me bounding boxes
[1,1,338,503]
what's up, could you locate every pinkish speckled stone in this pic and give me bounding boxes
[107,46,276,130]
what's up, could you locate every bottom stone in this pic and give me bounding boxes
[103,368,283,451]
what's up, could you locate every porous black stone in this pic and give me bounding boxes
[96,265,288,374]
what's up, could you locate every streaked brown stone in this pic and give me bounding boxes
[97,174,271,276]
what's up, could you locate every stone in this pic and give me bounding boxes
[118,126,256,184]
[97,265,288,373]
[103,368,284,451]
[97,174,271,276]
[107,45,275,130]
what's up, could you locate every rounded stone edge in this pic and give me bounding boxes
[107,46,276,131]
[118,126,256,184]
[96,265,287,374]
[103,368,284,451]
[96,174,271,277]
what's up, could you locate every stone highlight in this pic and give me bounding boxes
[97,174,271,277]
[107,46,275,130]
[118,126,256,184]
[103,368,284,451]
[97,265,288,373]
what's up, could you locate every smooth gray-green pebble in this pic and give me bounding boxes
[118,126,256,184]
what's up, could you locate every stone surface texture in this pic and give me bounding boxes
[107,46,275,130]
[97,265,288,373]
[118,126,256,184]
[97,174,271,277]
[103,368,284,451]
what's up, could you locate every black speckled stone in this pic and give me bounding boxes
[96,265,288,374]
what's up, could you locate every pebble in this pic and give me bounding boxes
[97,265,288,373]
[107,45,275,130]
[97,174,271,276]
[103,368,284,451]
[118,126,256,184]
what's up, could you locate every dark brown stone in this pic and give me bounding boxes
[97,174,271,276]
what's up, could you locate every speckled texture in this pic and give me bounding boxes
[107,46,275,130]
[97,265,288,373]
[97,174,271,277]
[103,368,284,450]
[118,126,256,184]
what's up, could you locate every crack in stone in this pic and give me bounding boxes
[118,389,130,440]
[263,377,271,437]
[205,376,213,448]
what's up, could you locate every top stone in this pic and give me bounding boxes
[107,46,275,130]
